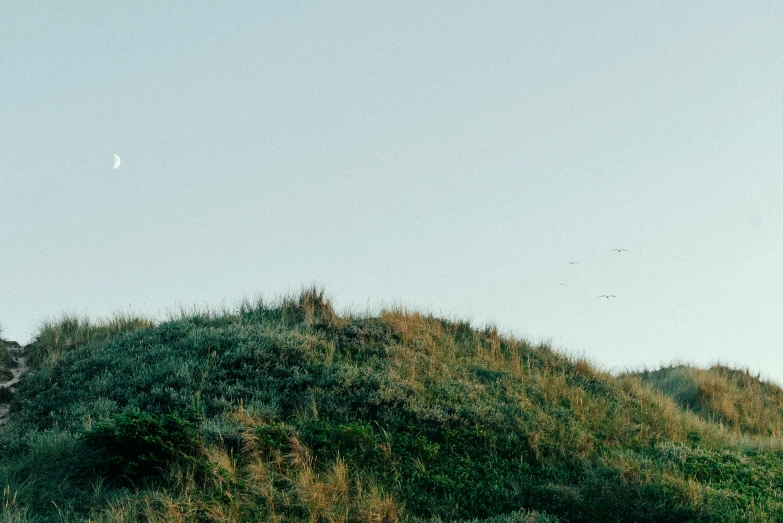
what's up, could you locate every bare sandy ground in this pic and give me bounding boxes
[0,345,29,425]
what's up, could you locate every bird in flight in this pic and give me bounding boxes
[598,295,617,298]
[566,261,579,265]
[559,283,568,286]
[610,249,629,253]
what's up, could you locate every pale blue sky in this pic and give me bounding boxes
[2,3,782,382]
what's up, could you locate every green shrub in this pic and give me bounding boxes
[0,346,16,383]
[255,422,294,453]
[82,408,204,484]
[0,388,12,403]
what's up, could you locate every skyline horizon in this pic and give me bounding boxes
[3,2,782,384]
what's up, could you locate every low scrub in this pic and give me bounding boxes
[0,347,16,382]
[0,324,18,381]
[82,408,204,485]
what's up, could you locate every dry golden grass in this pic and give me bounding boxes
[89,433,401,523]
[633,364,783,438]
[281,286,344,330]
[92,404,403,523]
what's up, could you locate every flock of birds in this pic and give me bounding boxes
[107,152,627,302]
[560,249,629,299]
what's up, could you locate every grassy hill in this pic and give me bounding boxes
[1,288,783,522]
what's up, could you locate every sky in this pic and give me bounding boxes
[2,2,782,382]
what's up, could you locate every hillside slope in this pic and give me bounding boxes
[1,289,783,522]
[632,365,783,437]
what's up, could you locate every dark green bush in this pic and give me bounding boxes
[0,387,12,403]
[255,422,294,453]
[82,408,203,484]
[0,346,16,382]
[302,419,388,464]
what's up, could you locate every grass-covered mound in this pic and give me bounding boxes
[2,289,783,522]
[633,365,783,437]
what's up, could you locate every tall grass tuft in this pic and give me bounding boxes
[29,314,153,368]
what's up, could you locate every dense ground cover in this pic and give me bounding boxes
[1,289,783,522]
[0,326,19,383]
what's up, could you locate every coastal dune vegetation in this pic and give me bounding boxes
[1,288,782,521]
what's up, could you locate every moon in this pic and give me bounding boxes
[113,154,121,170]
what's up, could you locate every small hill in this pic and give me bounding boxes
[632,364,783,437]
[1,289,783,522]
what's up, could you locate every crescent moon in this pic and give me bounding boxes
[113,154,121,170]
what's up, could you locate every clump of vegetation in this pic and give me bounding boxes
[0,324,18,383]
[83,408,204,484]
[29,313,153,368]
[0,348,16,383]
[1,288,782,521]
